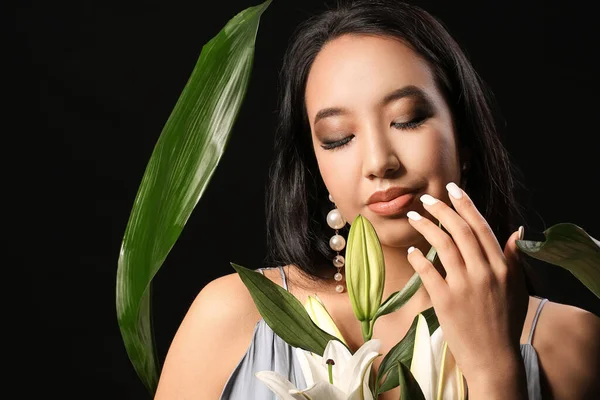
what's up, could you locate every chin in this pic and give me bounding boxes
[372,217,420,249]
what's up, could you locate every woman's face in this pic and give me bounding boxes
[305,34,462,248]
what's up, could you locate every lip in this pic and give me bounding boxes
[367,186,418,204]
[366,187,419,216]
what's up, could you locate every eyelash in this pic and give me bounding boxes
[320,116,427,150]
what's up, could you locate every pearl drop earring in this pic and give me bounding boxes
[327,194,346,293]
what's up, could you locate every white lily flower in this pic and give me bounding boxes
[256,339,381,400]
[410,314,466,400]
[304,294,349,346]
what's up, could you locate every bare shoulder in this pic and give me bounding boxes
[155,271,271,399]
[534,299,600,400]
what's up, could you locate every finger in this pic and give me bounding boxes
[407,245,449,302]
[445,182,504,262]
[419,193,487,268]
[406,210,466,278]
[503,225,524,271]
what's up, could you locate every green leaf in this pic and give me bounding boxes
[231,263,346,355]
[374,247,437,320]
[376,307,439,395]
[398,361,426,400]
[115,1,272,394]
[374,273,422,320]
[516,222,600,298]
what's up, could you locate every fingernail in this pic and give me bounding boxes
[446,182,463,199]
[518,225,524,240]
[407,211,422,220]
[408,246,416,254]
[420,194,439,205]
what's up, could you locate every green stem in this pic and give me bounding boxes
[361,320,373,341]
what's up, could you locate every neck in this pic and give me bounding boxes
[380,238,439,312]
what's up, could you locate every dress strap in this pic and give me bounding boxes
[528,298,549,345]
[278,266,288,291]
[254,267,288,291]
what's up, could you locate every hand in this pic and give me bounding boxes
[405,182,529,383]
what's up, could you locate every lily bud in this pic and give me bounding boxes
[345,215,385,325]
[304,295,348,346]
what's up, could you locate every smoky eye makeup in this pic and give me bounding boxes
[316,94,438,150]
[320,134,354,150]
[393,105,434,126]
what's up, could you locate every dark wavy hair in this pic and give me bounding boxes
[265,0,531,288]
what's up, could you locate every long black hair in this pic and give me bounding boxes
[265,0,530,287]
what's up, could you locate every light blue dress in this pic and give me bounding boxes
[220,266,548,399]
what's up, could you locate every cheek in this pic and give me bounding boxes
[315,152,361,221]
[406,130,458,178]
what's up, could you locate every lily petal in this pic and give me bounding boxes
[436,341,450,400]
[455,363,467,400]
[342,339,382,395]
[439,343,466,400]
[410,314,436,400]
[346,351,380,400]
[290,381,347,400]
[430,327,447,400]
[427,326,466,400]
[305,295,349,346]
[255,371,298,400]
[322,339,353,387]
[430,327,445,374]
[295,347,329,388]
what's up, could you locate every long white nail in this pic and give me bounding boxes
[407,211,422,220]
[446,182,463,199]
[420,194,439,205]
[518,225,524,240]
[408,246,416,254]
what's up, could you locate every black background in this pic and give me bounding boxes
[11,0,598,398]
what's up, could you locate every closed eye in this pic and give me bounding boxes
[321,135,354,150]
[320,116,427,151]
[391,116,427,130]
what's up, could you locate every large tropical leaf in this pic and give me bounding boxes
[517,222,600,298]
[115,1,272,393]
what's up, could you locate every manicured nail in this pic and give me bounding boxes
[420,194,439,205]
[407,211,422,220]
[408,246,416,254]
[446,182,463,199]
[518,225,524,240]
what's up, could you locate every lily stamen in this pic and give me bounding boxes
[326,358,335,384]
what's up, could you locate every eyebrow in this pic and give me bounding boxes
[313,85,431,125]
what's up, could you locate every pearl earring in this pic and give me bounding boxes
[327,194,346,293]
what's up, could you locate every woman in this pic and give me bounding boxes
[155,1,600,399]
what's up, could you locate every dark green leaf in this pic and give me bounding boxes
[115,1,272,393]
[231,263,346,355]
[376,307,439,395]
[398,361,426,400]
[374,273,422,320]
[517,223,600,298]
[374,247,437,320]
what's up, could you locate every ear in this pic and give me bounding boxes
[459,147,472,189]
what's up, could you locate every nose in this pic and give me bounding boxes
[362,127,401,179]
